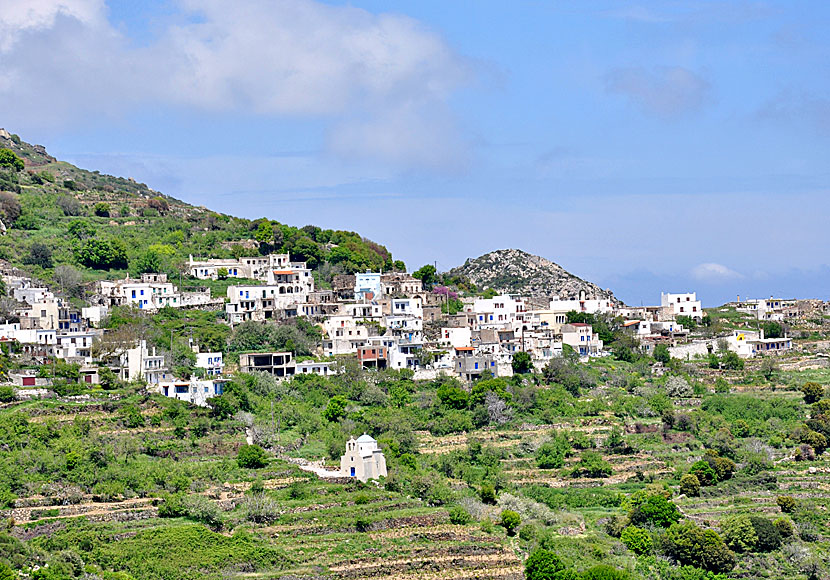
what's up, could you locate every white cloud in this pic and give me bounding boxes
[691,262,744,281]
[0,0,471,170]
[605,66,710,118]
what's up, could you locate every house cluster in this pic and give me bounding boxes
[3,251,814,405]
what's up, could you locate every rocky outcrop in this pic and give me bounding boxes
[448,248,617,301]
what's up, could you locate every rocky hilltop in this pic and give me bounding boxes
[449,248,616,301]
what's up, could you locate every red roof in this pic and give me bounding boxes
[455,346,475,351]
[569,323,590,327]
[272,270,295,275]
[622,320,640,327]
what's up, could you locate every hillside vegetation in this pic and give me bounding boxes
[0,132,401,289]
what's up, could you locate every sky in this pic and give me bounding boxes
[1,0,829,306]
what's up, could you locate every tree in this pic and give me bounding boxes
[67,219,95,240]
[664,521,736,573]
[689,460,718,486]
[75,238,129,269]
[720,351,744,371]
[94,202,110,217]
[237,444,268,468]
[653,343,671,364]
[413,264,437,289]
[217,267,229,280]
[0,191,21,223]
[54,265,84,297]
[620,526,652,555]
[536,435,570,469]
[762,321,783,339]
[512,351,533,374]
[436,380,469,409]
[776,495,797,513]
[571,451,612,478]
[323,395,347,422]
[524,549,568,580]
[500,509,521,535]
[680,473,701,497]
[56,196,82,216]
[802,382,824,404]
[721,515,757,552]
[0,148,24,171]
[23,242,52,268]
[629,493,681,528]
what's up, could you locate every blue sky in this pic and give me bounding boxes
[2,1,829,305]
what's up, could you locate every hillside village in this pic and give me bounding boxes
[2,250,815,406]
[2,134,830,580]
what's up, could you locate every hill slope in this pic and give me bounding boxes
[448,248,616,301]
[0,130,398,284]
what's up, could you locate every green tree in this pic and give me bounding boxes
[762,321,783,339]
[721,515,757,552]
[776,495,797,513]
[653,343,671,364]
[536,435,571,469]
[620,526,652,555]
[525,549,565,580]
[0,562,15,580]
[413,264,437,289]
[629,493,681,528]
[680,473,701,497]
[75,238,129,269]
[23,242,52,268]
[500,509,521,535]
[571,451,612,478]
[512,351,533,374]
[802,382,824,404]
[720,351,744,370]
[323,395,347,422]
[0,149,23,171]
[664,521,736,573]
[94,202,111,217]
[237,444,268,468]
[436,380,469,409]
[689,460,718,486]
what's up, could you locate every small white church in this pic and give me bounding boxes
[340,434,387,482]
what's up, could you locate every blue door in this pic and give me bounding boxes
[350,467,355,477]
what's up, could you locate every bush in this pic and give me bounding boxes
[237,444,268,469]
[0,149,23,171]
[570,451,612,478]
[323,396,347,422]
[664,521,735,573]
[449,505,472,525]
[436,379,469,409]
[665,375,693,398]
[582,566,629,580]
[621,525,652,555]
[94,202,111,217]
[749,516,781,552]
[536,435,570,469]
[802,382,824,404]
[0,386,15,403]
[773,517,795,538]
[653,344,671,364]
[689,460,718,486]
[776,496,797,513]
[629,494,681,528]
[499,509,521,535]
[479,484,496,505]
[243,493,280,524]
[525,548,568,580]
[23,242,52,268]
[679,473,701,497]
[721,515,757,552]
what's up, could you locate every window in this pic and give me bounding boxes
[474,362,479,369]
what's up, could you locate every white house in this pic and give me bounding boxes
[340,434,387,482]
[661,292,703,320]
[548,291,615,315]
[440,327,472,349]
[355,272,382,300]
[156,378,228,406]
[561,323,603,357]
[195,351,224,376]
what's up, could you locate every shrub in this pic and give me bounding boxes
[449,505,472,525]
[653,344,671,364]
[525,548,568,580]
[664,521,735,573]
[436,381,469,409]
[801,382,824,404]
[679,473,701,497]
[0,386,15,403]
[237,444,268,469]
[621,525,652,555]
[56,196,82,216]
[536,435,571,469]
[23,242,52,268]
[721,515,757,552]
[582,566,629,580]
[665,375,693,398]
[720,351,744,371]
[479,484,496,505]
[94,202,111,217]
[773,517,795,538]
[749,516,781,552]
[323,396,347,421]
[629,494,681,528]
[243,493,280,524]
[500,509,521,535]
[0,192,21,223]
[804,430,827,455]
[776,496,797,513]
[689,460,718,486]
[0,149,23,171]
[571,451,612,478]
[519,524,538,541]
